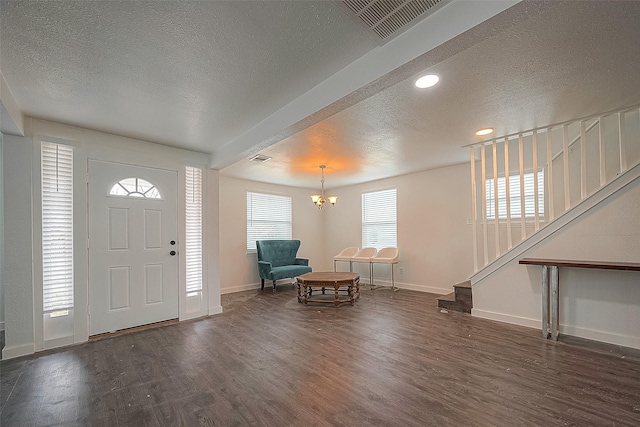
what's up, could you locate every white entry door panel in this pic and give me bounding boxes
[89,160,178,335]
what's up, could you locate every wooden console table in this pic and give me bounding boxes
[297,272,360,306]
[519,258,640,341]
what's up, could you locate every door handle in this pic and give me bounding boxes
[170,250,176,256]
[170,240,176,245]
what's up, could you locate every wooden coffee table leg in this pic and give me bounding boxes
[349,284,354,305]
[334,283,340,307]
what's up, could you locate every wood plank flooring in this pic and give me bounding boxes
[2,287,640,426]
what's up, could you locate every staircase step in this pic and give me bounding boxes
[436,292,455,303]
[437,299,472,314]
[436,280,473,314]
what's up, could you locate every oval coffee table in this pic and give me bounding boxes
[297,272,360,306]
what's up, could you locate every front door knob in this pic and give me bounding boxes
[170,250,176,256]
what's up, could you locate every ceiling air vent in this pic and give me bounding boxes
[249,154,272,163]
[342,0,448,41]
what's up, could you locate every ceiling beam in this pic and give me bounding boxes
[208,0,520,170]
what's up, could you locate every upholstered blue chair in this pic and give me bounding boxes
[256,240,312,292]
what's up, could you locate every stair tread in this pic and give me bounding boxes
[436,292,455,302]
[453,280,471,289]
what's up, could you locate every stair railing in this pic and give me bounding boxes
[467,104,640,272]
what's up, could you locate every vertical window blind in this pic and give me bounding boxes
[485,172,544,219]
[185,167,203,294]
[362,188,397,250]
[41,142,74,312]
[246,192,291,253]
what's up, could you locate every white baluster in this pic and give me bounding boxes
[504,137,512,250]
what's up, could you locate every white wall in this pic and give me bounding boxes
[473,175,640,349]
[219,176,325,293]
[0,132,4,332]
[2,134,35,358]
[325,163,473,294]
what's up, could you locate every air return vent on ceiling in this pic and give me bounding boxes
[249,154,272,163]
[343,0,447,40]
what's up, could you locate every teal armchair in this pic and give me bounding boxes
[256,240,312,292]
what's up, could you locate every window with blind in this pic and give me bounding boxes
[485,172,544,219]
[246,192,292,253]
[41,142,74,312]
[362,188,397,250]
[185,167,203,294]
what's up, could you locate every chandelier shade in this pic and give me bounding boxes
[311,165,337,209]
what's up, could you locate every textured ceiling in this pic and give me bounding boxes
[0,0,378,151]
[2,1,640,190]
[222,1,640,188]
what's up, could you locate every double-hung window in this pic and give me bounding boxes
[485,172,544,220]
[362,188,397,250]
[41,142,74,314]
[246,191,292,253]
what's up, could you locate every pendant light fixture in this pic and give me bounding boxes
[310,165,337,209]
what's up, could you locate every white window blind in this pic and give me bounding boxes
[185,167,203,294]
[362,188,397,250]
[486,172,544,219]
[246,192,292,253]
[41,142,74,312]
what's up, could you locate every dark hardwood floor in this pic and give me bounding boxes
[2,287,640,426]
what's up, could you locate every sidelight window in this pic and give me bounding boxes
[41,142,74,312]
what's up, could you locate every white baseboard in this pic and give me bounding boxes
[2,342,35,360]
[208,305,223,315]
[471,308,541,330]
[220,283,262,294]
[221,280,451,296]
[471,309,640,349]
[382,279,450,295]
[560,324,640,350]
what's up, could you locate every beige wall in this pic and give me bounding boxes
[473,172,640,349]
[324,163,473,293]
[219,163,474,294]
[219,176,325,293]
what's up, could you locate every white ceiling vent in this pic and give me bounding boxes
[249,154,272,163]
[342,0,448,41]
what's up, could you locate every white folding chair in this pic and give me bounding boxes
[334,247,359,272]
[351,247,378,289]
[371,248,400,291]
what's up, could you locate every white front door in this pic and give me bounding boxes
[88,160,179,335]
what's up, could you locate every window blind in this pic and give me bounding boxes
[362,188,397,250]
[486,172,544,219]
[246,192,292,253]
[41,142,74,312]
[185,167,203,293]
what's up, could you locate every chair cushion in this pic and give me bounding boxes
[270,265,312,280]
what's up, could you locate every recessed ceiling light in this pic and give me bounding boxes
[475,128,494,136]
[415,74,439,89]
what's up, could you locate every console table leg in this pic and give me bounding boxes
[550,266,559,341]
[541,265,550,339]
